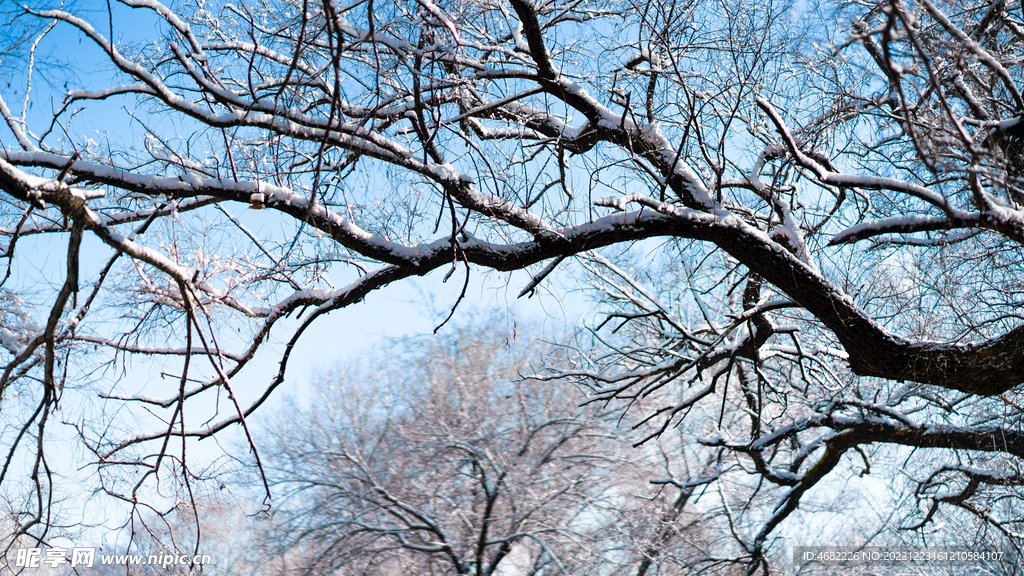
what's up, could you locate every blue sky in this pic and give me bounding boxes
[1,0,586,375]
[0,2,598,556]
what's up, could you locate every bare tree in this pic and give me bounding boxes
[3,0,1024,572]
[247,324,719,576]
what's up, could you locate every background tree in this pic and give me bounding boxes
[3,0,1024,572]
[247,324,721,576]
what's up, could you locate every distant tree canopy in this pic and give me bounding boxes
[248,327,719,576]
[2,0,1024,573]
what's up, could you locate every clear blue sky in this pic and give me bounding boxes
[0,1,591,556]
